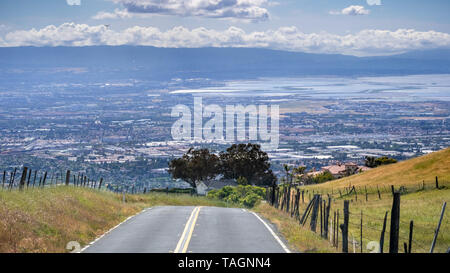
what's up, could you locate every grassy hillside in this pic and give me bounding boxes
[256,148,450,253]
[0,187,233,253]
[312,148,450,190]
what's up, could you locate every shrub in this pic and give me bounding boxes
[312,171,334,184]
[207,185,266,208]
[242,193,261,207]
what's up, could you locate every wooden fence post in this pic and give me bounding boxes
[435,176,439,189]
[275,187,279,208]
[379,211,388,253]
[333,211,337,246]
[65,170,70,186]
[271,183,276,206]
[389,192,401,253]
[324,197,331,239]
[319,197,323,236]
[292,189,299,218]
[310,195,320,232]
[286,185,291,213]
[9,168,17,189]
[42,171,47,187]
[300,195,315,225]
[2,171,5,189]
[336,210,340,249]
[408,220,414,253]
[430,202,447,253]
[340,200,349,253]
[27,168,32,188]
[32,170,37,187]
[281,187,286,211]
[360,211,363,253]
[19,167,28,190]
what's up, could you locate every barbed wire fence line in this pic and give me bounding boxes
[1,165,202,201]
[265,178,449,253]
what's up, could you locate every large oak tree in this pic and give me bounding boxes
[219,143,276,186]
[168,148,220,190]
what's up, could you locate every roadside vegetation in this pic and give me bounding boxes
[254,202,338,253]
[0,186,235,253]
[207,185,266,208]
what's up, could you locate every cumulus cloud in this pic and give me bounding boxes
[330,5,370,16]
[67,0,81,5]
[109,0,270,21]
[92,9,133,19]
[1,23,450,56]
[367,0,381,6]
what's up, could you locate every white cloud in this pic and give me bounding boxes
[1,23,450,56]
[330,5,370,16]
[67,0,81,5]
[110,0,271,21]
[367,0,381,6]
[92,9,133,20]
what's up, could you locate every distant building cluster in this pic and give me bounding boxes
[305,162,371,179]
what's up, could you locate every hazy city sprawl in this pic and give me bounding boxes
[1,52,449,190]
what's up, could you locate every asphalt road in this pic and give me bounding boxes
[82,206,290,253]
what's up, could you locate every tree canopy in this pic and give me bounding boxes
[219,143,276,186]
[365,156,398,168]
[168,143,276,188]
[167,148,219,189]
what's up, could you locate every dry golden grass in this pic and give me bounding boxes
[309,148,450,190]
[274,148,450,253]
[0,187,231,253]
[253,202,337,253]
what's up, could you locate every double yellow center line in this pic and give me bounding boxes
[174,206,202,253]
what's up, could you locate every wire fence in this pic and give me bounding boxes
[265,178,449,253]
[1,166,200,196]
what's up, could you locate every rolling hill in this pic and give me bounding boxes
[1,47,450,83]
[312,148,450,190]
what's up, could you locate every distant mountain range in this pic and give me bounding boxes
[1,46,450,81]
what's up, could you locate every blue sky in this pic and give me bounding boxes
[0,0,449,56]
